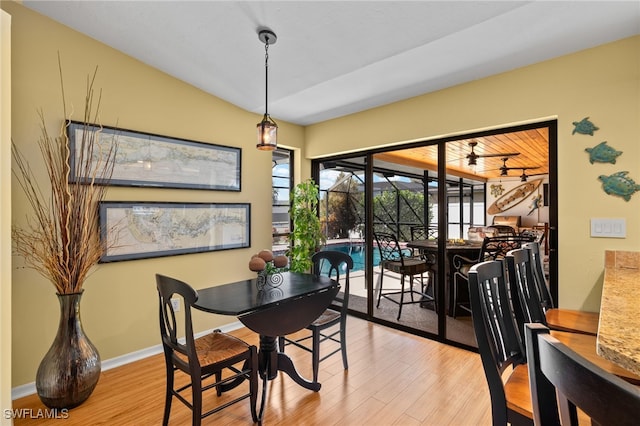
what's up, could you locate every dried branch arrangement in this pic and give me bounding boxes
[12,61,116,294]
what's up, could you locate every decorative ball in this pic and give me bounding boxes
[249,257,266,272]
[258,249,274,262]
[273,255,288,268]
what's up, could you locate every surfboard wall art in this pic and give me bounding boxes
[487,179,543,215]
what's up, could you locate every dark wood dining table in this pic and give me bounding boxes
[193,271,339,419]
[406,239,482,316]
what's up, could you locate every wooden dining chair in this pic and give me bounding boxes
[504,248,640,385]
[374,231,435,320]
[451,234,534,317]
[505,247,547,336]
[525,323,640,426]
[523,242,599,335]
[467,260,533,426]
[156,274,259,425]
[279,250,353,384]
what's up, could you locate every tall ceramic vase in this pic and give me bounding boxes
[35,291,101,409]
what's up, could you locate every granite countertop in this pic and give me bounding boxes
[596,250,640,376]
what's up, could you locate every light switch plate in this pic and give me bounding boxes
[590,218,626,238]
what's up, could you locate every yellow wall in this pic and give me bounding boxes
[306,36,640,313]
[1,7,13,422]
[4,2,304,387]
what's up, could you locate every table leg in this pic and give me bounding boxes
[258,335,321,390]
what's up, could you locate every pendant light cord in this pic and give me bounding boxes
[264,37,270,118]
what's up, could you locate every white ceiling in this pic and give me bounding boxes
[23,1,640,126]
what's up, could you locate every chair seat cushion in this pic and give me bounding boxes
[311,308,341,327]
[178,331,250,366]
[504,363,533,419]
[382,257,429,275]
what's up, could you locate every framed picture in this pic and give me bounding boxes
[68,121,241,191]
[99,202,250,262]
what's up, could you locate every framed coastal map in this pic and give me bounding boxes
[68,121,241,191]
[99,202,250,262]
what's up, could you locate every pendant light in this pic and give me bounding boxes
[256,28,278,151]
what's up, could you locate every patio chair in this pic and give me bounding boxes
[373,231,434,320]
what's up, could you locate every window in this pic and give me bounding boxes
[272,148,293,255]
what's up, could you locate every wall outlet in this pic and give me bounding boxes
[170,298,180,312]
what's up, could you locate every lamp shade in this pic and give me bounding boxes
[256,115,278,151]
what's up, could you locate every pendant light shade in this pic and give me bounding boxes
[256,28,278,151]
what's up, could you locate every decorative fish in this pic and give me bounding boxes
[585,141,622,164]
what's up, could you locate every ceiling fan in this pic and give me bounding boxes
[497,157,541,181]
[466,141,520,166]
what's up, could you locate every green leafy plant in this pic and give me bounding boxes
[287,179,326,273]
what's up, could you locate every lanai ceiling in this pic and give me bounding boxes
[375,127,550,181]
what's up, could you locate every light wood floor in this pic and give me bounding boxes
[13,317,492,425]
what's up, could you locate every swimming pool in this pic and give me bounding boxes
[321,243,380,273]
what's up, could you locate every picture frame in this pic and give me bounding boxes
[68,121,241,191]
[99,201,250,262]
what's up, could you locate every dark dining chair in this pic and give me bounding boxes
[467,260,533,426]
[525,323,640,426]
[524,241,599,336]
[374,231,435,320]
[505,247,547,337]
[156,274,259,425]
[451,234,534,317]
[278,250,353,383]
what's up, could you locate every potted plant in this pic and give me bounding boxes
[12,63,116,409]
[287,178,326,273]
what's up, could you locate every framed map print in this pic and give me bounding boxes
[68,121,241,191]
[99,202,250,262]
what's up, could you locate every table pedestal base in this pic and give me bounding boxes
[256,335,321,421]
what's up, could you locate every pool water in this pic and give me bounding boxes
[321,243,380,273]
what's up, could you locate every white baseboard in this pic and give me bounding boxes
[12,321,244,400]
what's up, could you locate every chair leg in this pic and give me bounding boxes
[249,348,259,423]
[340,323,348,370]
[162,362,174,426]
[397,275,406,320]
[410,275,418,302]
[312,329,321,383]
[376,269,385,308]
[191,375,203,426]
[278,336,285,353]
[452,274,459,319]
[215,371,222,396]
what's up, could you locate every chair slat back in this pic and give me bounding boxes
[410,225,438,241]
[156,274,198,361]
[480,235,535,262]
[373,232,407,266]
[312,250,354,311]
[468,260,526,425]
[506,247,547,339]
[525,323,640,426]
[468,260,525,372]
[523,241,555,310]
